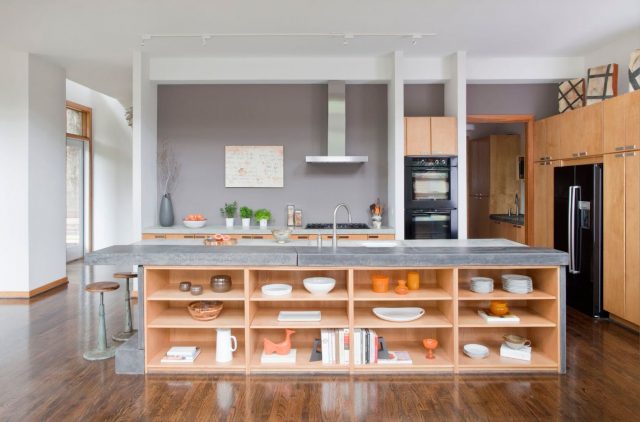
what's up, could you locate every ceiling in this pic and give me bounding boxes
[1,0,638,105]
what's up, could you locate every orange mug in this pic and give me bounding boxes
[407,271,420,290]
[371,275,389,293]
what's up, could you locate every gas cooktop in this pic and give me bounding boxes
[305,223,370,229]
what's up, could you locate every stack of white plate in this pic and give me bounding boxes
[501,274,533,294]
[463,344,490,359]
[470,277,494,293]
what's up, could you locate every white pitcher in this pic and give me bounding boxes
[216,328,237,363]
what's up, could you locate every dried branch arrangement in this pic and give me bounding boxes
[157,141,180,195]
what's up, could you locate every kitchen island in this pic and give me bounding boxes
[86,239,568,375]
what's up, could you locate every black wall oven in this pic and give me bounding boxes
[405,157,458,239]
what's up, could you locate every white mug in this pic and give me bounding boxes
[216,328,237,363]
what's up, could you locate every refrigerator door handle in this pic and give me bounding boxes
[568,186,581,274]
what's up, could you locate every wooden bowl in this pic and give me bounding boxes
[187,301,223,321]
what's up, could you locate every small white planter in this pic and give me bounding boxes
[259,219,268,229]
[242,218,251,228]
[225,218,234,228]
[372,216,382,229]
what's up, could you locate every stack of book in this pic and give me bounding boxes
[478,309,520,323]
[321,328,349,365]
[354,328,380,365]
[160,346,201,364]
[377,351,413,365]
[500,344,532,361]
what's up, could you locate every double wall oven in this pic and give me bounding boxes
[405,156,458,239]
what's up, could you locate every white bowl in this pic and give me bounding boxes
[261,283,292,296]
[302,277,336,295]
[463,343,490,359]
[183,219,207,228]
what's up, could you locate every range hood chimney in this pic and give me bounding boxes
[305,81,368,163]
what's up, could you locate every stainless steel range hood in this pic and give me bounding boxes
[305,81,368,163]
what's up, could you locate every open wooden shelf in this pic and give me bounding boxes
[354,308,452,328]
[353,341,454,372]
[458,307,556,328]
[250,287,348,301]
[353,286,451,301]
[148,308,245,328]
[458,288,555,301]
[147,286,245,301]
[250,308,349,329]
[458,338,558,371]
[146,342,246,373]
[249,345,349,373]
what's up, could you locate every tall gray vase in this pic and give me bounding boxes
[159,193,174,227]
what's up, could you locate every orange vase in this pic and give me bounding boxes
[371,275,389,293]
[489,301,510,316]
[395,279,409,295]
[407,271,420,290]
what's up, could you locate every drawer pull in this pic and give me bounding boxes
[625,152,637,157]
[368,235,379,239]
[253,235,264,239]
[338,235,349,239]
[183,235,194,239]
[615,146,626,151]
[194,235,205,239]
[241,235,252,239]
[615,153,625,158]
[579,151,587,156]
[297,235,309,239]
[154,235,166,239]
[626,145,637,150]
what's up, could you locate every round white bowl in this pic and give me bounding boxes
[303,277,336,295]
[463,343,490,359]
[261,283,293,297]
[183,219,207,228]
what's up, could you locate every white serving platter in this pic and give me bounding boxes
[372,307,426,322]
[261,284,293,296]
[278,311,321,322]
[463,343,490,359]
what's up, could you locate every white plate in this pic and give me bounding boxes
[278,311,321,322]
[372,307,425,322]
[261,284,292,296]
[463,343,490,359]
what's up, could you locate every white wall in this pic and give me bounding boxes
[0,49,30,292]
[585,28,640,95]
[66,80,134,249]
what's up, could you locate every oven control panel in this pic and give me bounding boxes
[409,157,450,167]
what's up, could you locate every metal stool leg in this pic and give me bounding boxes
[113,277,137,342]
[84,292,117,360]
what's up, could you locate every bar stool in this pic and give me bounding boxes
[84,281,119,361]
[112,272,138,342]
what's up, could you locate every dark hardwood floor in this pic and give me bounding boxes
[0,261,639,421]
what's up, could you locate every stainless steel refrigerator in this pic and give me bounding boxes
[554,163,606,317]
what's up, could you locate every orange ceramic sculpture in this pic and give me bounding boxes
[489,301,510,316]
[263,329,295,355]
[371,275,390,293]
[422,338,438,359]
[394,279,409,295]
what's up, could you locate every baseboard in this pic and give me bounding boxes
[0,276,69,299]
[610,313,640,332]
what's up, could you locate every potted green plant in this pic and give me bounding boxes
[240,206,253,228]
[220,201,238,228]
[254,208,272,229]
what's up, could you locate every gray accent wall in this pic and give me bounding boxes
[467,84,558,119]
[157,84,388,227]
[404,84,445,116]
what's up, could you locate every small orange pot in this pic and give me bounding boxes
[489,301,510,316]
[371,275,389,293]
[395,280,409,295]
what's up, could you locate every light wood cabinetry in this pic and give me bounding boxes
[603,152,640,325]
[489,220,525,244]
[143,265,562,374]
[532,160,556,247]
[489,135,521,215]
[405,116,457,156]
[546,103,603,160]
[603,90,640,154]
[533,120,549,161]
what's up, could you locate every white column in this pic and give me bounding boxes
[387,51,405,239]
[132,51,158,239]
[444,51,468,239]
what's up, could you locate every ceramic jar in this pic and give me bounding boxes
[394,279,409,295]
[407,271,420,290]
[211,275,232,293]
[489,301,509,316]
[179,281,192,292]
[371,275,390,293]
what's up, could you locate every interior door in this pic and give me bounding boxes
[66,138,85,262]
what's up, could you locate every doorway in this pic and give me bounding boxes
[65,101,93,262]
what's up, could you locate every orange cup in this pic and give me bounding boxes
[371,275,389,293]
[407,271,420,290]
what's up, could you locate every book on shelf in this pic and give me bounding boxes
[321,328,349,365]
[377,351,413,365]
[499,343,532,361]
[477,309,520,323]
[161,348,201,364]
[261,349,297,364]
[354,328,380,365]
[165,346,199,358]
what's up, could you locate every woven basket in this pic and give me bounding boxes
[187,301,223,321]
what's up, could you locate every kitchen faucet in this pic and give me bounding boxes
[515,192,520,216]
[332,203,352,250]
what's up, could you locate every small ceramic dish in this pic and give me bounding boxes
[261,283,293,296]
[302,277,336,295]
[463,343,490,359]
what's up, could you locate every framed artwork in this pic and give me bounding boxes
[558,78,585,113]
[225,145,284,188]
[586,63,618,105]
[629,49,640,91]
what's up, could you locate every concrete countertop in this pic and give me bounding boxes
[85,238,568,267]
[142,225,396,235]
[489,214,525,226]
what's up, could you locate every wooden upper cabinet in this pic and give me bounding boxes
[430,117,457,155]
[604,90,640,154]
[546,114,563,160]
[546,103,603,160]
[405,117,431,156]
[533,119,548,161]
[404,116,456,156]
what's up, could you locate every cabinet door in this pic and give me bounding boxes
[574,102,603,157]
[626,91,640,152]
[625,152,640,324]
[430,117,457,155]
[603,153,626,316]
[405,117,430,156]
[532,161,555,247]
[533,120,548,161]
[546,114,564,160]
[468,196,490,239]
[467,137,490,195]
[603,94,627,154]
